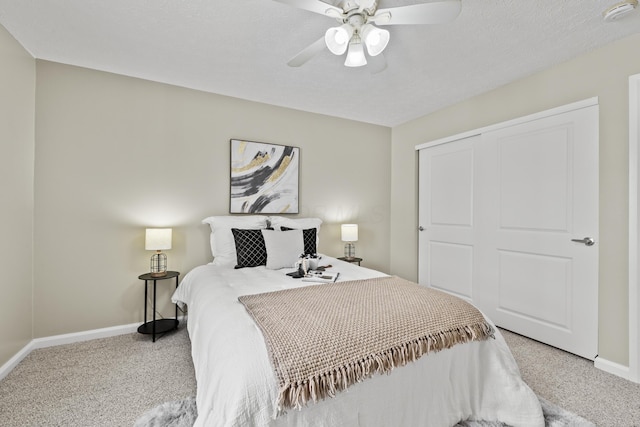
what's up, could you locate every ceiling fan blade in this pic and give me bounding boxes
[272,0,344,17]
[368,52,387,74]
[373,0,461,25]
[287,37,327,67]
[358,0,377,10]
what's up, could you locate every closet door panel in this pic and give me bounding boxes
[476,104,598,360]
[418,136,479,301]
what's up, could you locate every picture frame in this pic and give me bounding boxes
[230,139,299,214]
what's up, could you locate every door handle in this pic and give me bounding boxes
[418,226,425,231]
[571,237,595,246]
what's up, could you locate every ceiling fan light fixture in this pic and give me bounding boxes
[360,24,390,57]
[279,0,462,69]
[325,24,354,55]
[344,37,367,67]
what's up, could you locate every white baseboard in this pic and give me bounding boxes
[594,356,632,381]
[0,315,187,382]
[0,340,36,382]
[30,322,141,350]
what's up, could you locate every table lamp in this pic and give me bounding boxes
[341,224,358,259]
[145,228,172,277]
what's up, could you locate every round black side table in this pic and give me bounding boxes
[338,257,363,266]
[137,271,180,342]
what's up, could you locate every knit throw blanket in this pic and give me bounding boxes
[238,276,494,412]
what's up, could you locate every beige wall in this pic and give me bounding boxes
[390,33,640,366]
[3,24,639,371]
[33,61,391,337]
[0,26,35,364]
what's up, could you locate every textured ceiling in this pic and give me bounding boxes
[1,0,639,127]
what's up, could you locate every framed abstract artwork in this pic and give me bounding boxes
[230,139,300,214]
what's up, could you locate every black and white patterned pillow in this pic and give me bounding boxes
[280,227,317,255]
[231,228,267,268]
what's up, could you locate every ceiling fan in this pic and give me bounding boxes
[273,0,462,69]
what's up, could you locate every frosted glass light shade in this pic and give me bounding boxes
[344,40,367,67]
[325,24,354,55]
[341,224,358,242]
[145,228,172,250]
[361,24,389,57]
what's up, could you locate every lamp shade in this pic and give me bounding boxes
[325,24,354,55]
[344,39,367,67]
[145,228,172,250]
[361,24,390,57]
[341,224,358,242]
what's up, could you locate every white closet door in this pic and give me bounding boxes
[418,103,599,360]
[418,135,480,301]
[475,104,599,360]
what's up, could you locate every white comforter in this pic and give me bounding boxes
[172,256,544,427]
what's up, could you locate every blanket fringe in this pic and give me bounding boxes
[276,322,495,412]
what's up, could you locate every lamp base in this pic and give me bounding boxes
[150,271,167,278]
[150,251,168,278]
[344,242,356,259]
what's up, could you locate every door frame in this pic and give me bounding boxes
[415,98,598,150]
[628,73,640,383]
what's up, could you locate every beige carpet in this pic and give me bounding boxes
[1,325,639,426]
[0,325,196,426]
[501,329,640,426]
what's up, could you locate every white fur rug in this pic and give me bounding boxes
[135,396,595,427]
[456,397,595,427]
[134,397,198,427]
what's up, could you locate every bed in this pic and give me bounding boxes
[172,216,544,427]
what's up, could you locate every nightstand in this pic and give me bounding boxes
[338,257,362,266]
[137,271,180,342]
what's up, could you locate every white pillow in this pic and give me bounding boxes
[202,215,269,265]
[268,217,322,244]
[262,229,304,270]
